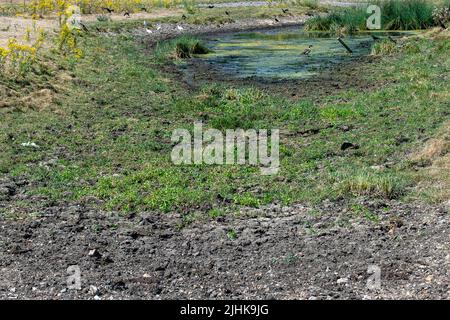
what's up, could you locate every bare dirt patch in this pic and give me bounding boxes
[0,197,448,299]
[20,88,54,110]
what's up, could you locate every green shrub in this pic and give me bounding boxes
[96,14,110,22]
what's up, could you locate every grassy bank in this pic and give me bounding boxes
[306,0,450,34]
[1,24,449,218]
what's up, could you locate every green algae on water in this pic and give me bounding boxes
[192,28,416,80]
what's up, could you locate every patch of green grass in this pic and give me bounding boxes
[182,0,197,15]
[337,170,411,199]
[295,0,321,10]
[0,25,449,217]
[0,3,23,16]
[226,229,238,240]
[208,207,226,218]
[350,204,380,222]
[284,253,299,265]
[305,7,368,34]
[96,14,111,22]
[306,0,439,34]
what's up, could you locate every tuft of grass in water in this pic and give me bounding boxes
[154,36,210,60]
[306,0,438,34]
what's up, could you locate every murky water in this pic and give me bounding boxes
[193,27,416,80]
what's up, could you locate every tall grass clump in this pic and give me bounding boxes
[432,1,450,28]
[337,170,410,199]
[154,36,210,60]
[306,0,438,34]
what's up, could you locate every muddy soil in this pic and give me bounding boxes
[0,9,182,47]
[1,195,449,299]
[181,54,383,101]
